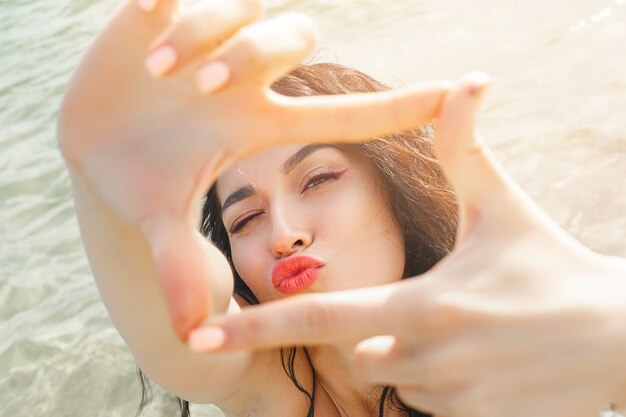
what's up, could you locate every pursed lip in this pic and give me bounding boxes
[272,255,325,295]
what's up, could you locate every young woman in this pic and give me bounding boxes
[58,1,626,417]
[57,0,457,416]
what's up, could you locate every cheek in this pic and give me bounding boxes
[230,236,270,298]
[315,186,405,286]
[324,184,390,241]
[338,215,405,286]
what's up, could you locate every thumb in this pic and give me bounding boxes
[139,214,219,340]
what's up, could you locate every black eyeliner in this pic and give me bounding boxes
[230,212,262,234]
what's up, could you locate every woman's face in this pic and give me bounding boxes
[217,144,405,303]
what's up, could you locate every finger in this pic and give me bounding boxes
[139,214,233,341]
[115,0,180,45]
[264,81,450,150]
[187,284,406,352]
[65,0,180,118]
[188,12,318,93]
[434,73,544,239]
[144,0,262,78]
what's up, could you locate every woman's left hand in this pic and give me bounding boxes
[188,74,626,417]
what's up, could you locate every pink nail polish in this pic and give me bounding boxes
[467,72,491,96]
[196,62,230,93]
[137,0,159,12]
[145,46,177,78]
[188,327,226,352]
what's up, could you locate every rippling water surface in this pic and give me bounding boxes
[1,0,625,416]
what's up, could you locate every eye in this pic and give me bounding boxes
[301,169,348,193]
[230,211,263,234]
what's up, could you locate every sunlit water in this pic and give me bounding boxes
[1,0,625,416]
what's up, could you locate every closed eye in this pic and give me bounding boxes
[230,211,263,234]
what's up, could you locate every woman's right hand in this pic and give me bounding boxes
[57,0,450,340]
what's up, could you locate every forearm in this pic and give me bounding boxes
[67,168,248,400]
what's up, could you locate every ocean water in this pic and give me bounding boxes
[1,0,624,416]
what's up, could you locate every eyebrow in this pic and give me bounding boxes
[282,144,336,174]
[222,184,255,212]
[222,144,337,212]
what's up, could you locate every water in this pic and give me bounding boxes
[1,0,625,415]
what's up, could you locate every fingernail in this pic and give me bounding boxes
[137,0,159,12]
[196,61,230,93]
[466,72,491,96]
[146,46,177,78]
[188,327,226,352]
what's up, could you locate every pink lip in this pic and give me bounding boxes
[272,255,324,295]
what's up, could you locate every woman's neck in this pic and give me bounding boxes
[307,344,401,417]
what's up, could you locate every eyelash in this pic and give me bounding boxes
[230,211,263,234]
[300,170,345,193]
[229,170,346,235]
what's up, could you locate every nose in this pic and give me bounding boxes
[269,202,312,259]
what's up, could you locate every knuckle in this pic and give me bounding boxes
[233,28,261,64]
[228,314,266,346]
[301,301,337,336]
[157,14,201,53]
[168,11,197,38]
[283,12,318,51]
